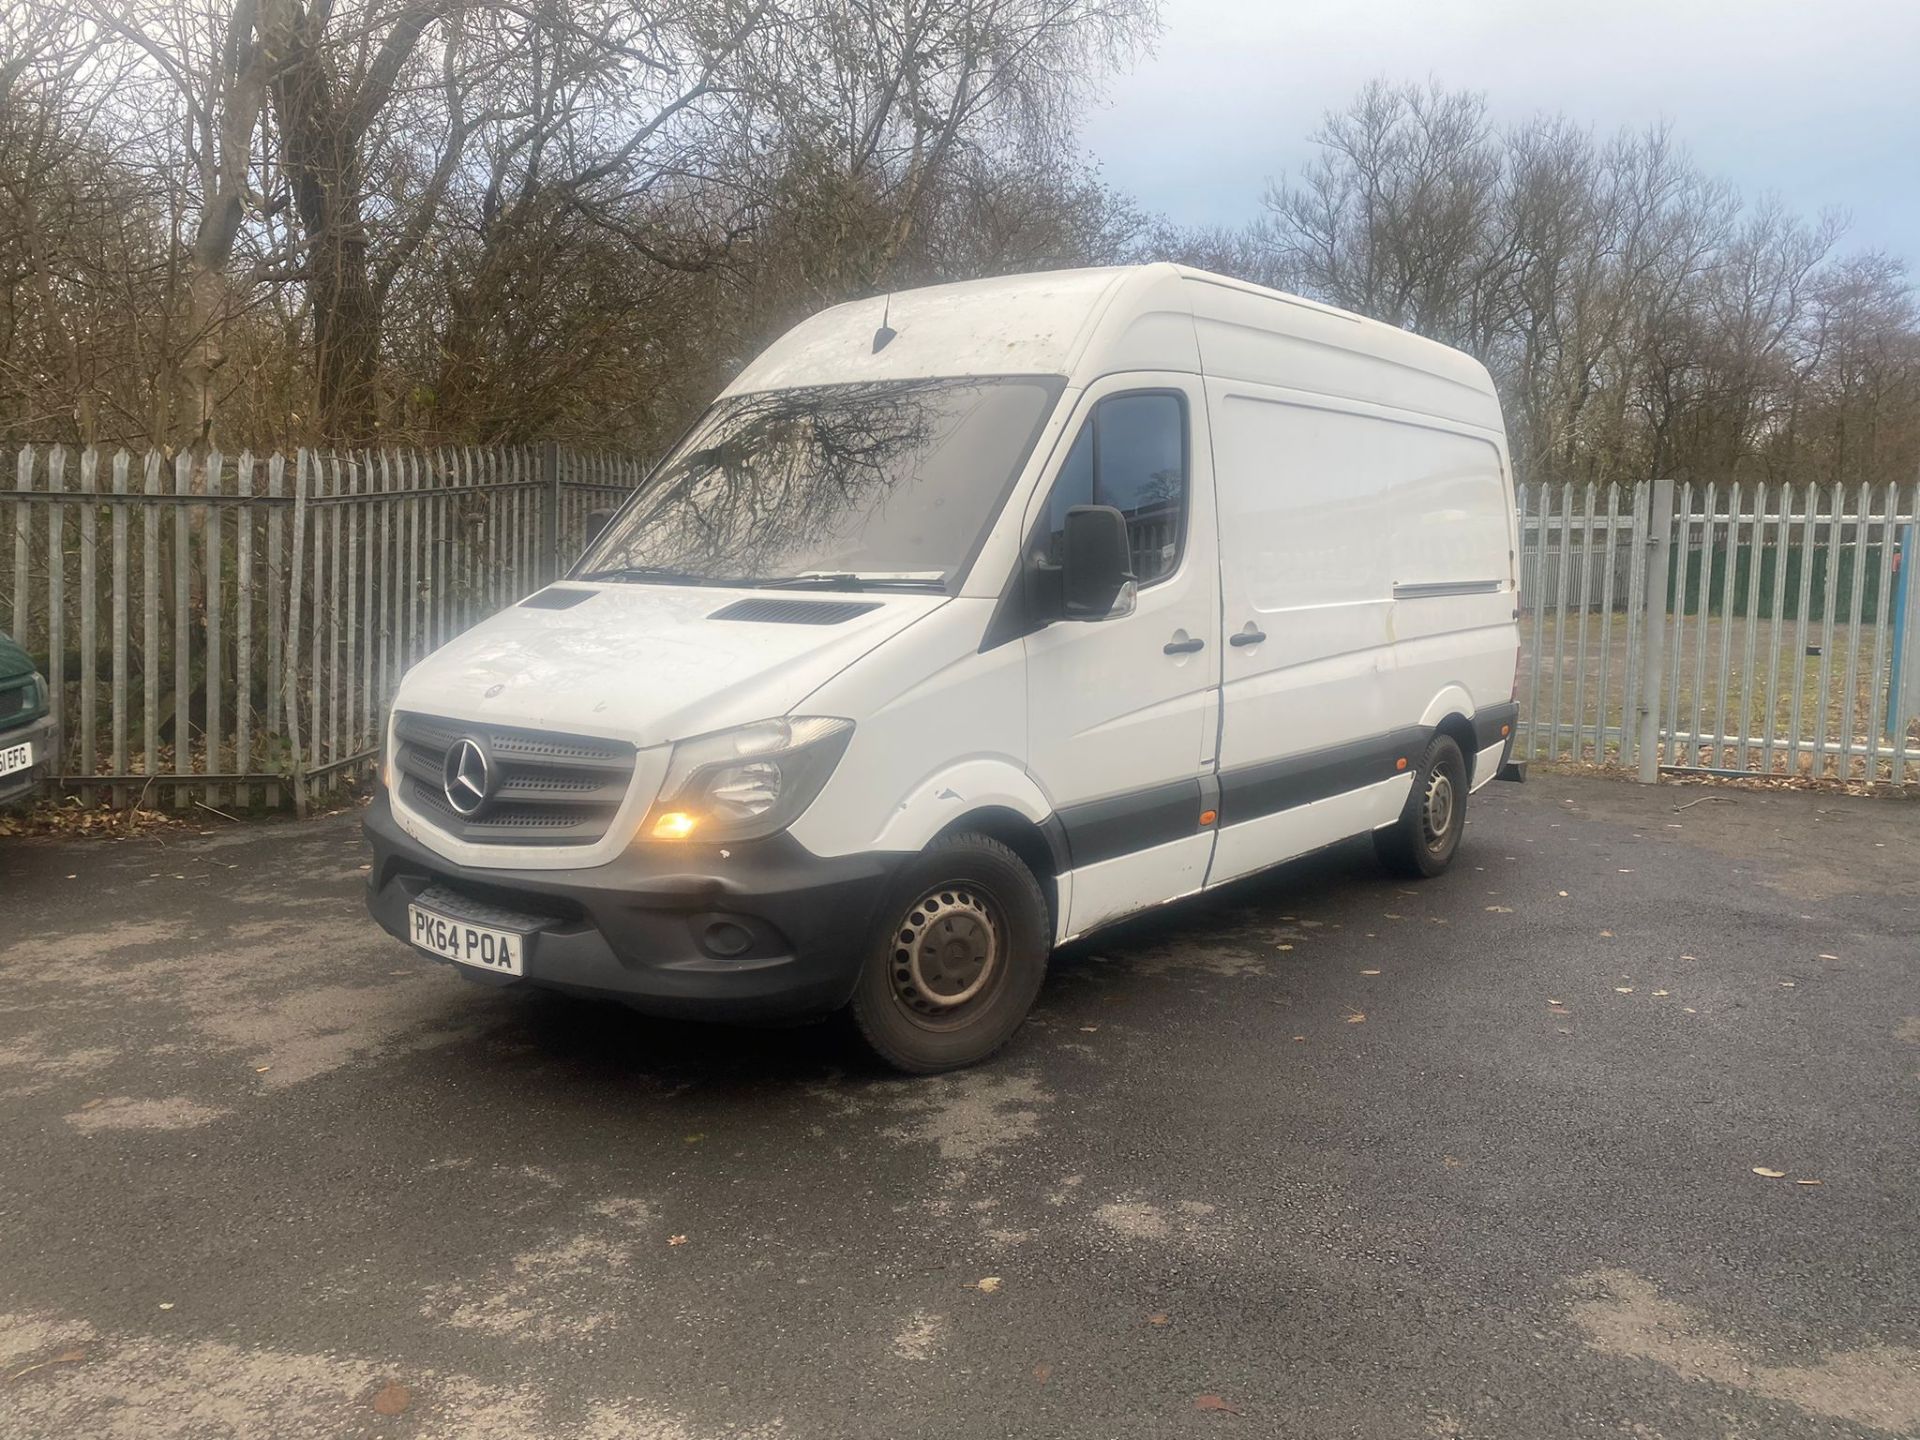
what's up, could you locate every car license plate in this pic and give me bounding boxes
[0,741,32,778]
[408,902,525,976]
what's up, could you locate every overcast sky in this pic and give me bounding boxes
[1080,0,1920,268]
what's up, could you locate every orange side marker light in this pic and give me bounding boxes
[1198,809,1218,826]
[1395,757,1409,771]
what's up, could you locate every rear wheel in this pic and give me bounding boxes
[1374,733,1467,879]
[848,832,1050,1073]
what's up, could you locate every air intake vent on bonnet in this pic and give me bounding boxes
[519,587,596,610]
[707,597,881,625]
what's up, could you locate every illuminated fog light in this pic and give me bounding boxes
[651,811,699,840]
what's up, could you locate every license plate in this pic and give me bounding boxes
[0,741,31,778]
[408,903,525,976]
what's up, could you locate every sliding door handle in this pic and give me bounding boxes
[1163,635,1205,655]
[1229,627,1267,647]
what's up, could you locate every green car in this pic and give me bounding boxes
[0,629,53,808]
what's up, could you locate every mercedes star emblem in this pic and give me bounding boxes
[443,737,492,816]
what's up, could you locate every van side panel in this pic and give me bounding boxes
[1206,384,1404,886]
[1387,428,1519,785]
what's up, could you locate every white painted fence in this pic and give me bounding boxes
[2,444,639,812]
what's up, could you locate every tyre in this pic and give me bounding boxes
[848,832,1051,1073]
[1374,733,1467,879]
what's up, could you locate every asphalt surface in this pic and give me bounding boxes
[1,775,1917,1439]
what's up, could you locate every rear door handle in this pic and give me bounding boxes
[1229,628,1267,647]
[1164,635,1205,655]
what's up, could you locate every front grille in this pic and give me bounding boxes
[394,711,637,847]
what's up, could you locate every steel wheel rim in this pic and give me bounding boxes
[890,886,1003,1023]
[1421,769,1455,853]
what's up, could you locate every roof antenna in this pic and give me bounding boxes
[872,291,897,353]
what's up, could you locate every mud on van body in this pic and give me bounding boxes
[363,264,1523,1072]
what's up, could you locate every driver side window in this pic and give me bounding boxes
[1040,392,1188,586]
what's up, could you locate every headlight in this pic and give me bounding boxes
[641,717,853,843]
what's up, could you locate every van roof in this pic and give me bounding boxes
[724,264,1503,433]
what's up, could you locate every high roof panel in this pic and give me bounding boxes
[723,264,1502,434]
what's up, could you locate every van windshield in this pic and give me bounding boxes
[577,377,1063,592]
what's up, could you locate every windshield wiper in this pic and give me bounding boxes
[576,565,731,586]
[747,572,947,592]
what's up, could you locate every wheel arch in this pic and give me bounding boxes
[1432,712,1478,783]
[934,805,1066,939]
[1418,686,1482,785]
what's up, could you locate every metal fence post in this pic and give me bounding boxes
[1637,477,1676,782]
[541,440,561,584]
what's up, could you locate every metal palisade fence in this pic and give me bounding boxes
[2,443,639,814]
[4,447,1918,814]
[1518,477,1920,785]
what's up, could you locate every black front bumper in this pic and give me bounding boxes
[363,789,906,1022]
[0,715,56,807]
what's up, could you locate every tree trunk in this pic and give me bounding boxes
[262,0,384,443]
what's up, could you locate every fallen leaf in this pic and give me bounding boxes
[1033,1363,1053,1385]
[1683,1007,1697,1014]
[1195,1394,1240,1415]
[974,1276,1002,1294]
[1360,969,1381,976]
[684,1133,704,1144]
[1383,912,1404,920]
[1652,990,1669,997]
[1599,929,1614,937]
[1751,1166,1786,1178]
[5,1348,86,1383]
[1275,944,1294,952]
[1485,905,1513,913]
[372,1382,411,1416]
[1345,1010,1367,1024]
[1558,890,1569,897]
[1546,999,1564,1006]
[1818,953,1839,960]
[1780,981,1796,988]
[1443,1154,1463,1168]
[1614,987,1633,994]
[668,1235,688,1246]
[1147,1312,1171,1327]
[254,1065,271,1074]
[157,1303,173,1311]
[1795,1178,1823,1187]
[1291,1035,1305,1042]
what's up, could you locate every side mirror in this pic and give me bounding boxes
[584,508,615,545]
[1060,505,1137,621]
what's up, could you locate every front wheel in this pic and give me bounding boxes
[1374,733,1467,878]
[848,832,1050,1073]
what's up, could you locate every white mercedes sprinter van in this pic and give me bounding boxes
[364,264,1523,1071]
